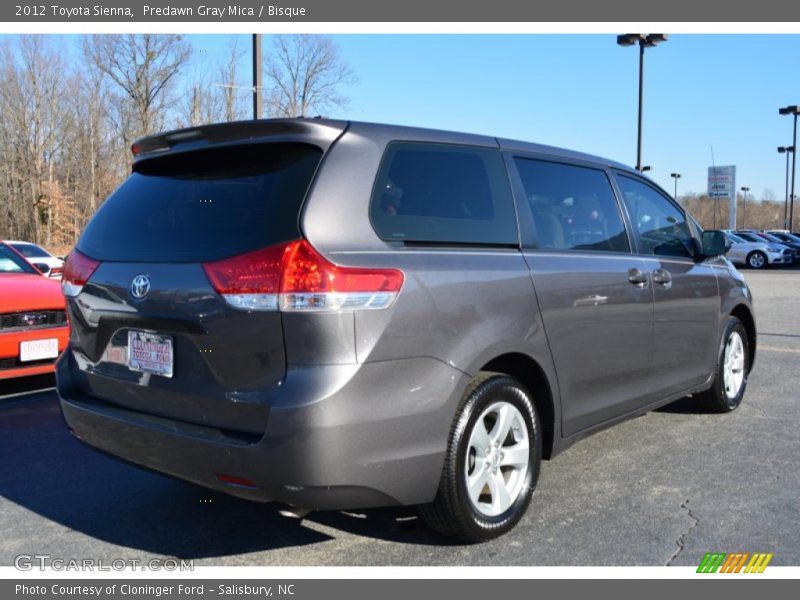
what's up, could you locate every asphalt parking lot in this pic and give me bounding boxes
[1,268,799,567]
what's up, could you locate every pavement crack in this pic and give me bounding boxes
[666,499,699,566]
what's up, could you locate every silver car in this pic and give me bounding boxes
[725,232,791,269]
[56,119,756,542]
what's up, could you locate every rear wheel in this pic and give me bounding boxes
[419,372,541,542]
[746,251,767,269]
[695,316,749,413]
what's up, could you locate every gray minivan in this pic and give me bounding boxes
[57,119,756,541]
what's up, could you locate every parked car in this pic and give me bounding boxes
[5,240,65,278]
[734,231,794,266]
[56,119,755,542]
[749,231,800,260]
[0,242,69,379]
[765,230,800,251]
[758,231,800,260]
[724,232,792,269]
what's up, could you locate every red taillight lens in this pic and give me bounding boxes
[281,240,404,294]
[215,473,258,489]
[61,250,100,298]
[203,244,288,294]
[203,240,404,312]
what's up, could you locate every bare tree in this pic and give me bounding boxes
[83,34,191,140]
[178,73,222,128]
[0,36,69,244]
[219,38,246,122]
[264,35,356,118]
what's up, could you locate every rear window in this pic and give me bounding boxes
[370,142,518,245]
[77,143,322,262]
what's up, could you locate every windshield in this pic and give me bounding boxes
[0,244,38,274]
[11,243,50,258]
[727,233,746,243]
[759,232,784,243]
[737,232,762,243]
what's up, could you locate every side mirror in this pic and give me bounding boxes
[701,230,731,258]
[32,262,51,275]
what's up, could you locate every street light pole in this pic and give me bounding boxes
[740,186,749,229]
[637,41,644,172]
[252,34,263,120]
[617,34,668,172]
[779,106,799,231]
[778,146,794,228]
[670,172,681,200]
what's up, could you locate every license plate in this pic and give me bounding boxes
[128,331,173,378]
[19,338,59,362]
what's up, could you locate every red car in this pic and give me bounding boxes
[0,241,69,379]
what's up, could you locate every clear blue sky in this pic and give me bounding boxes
[32,34,800,200]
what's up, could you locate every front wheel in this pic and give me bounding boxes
[747,251,767,269]
[694,316,750,412]
[419,372,541,542]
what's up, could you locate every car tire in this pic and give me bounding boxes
[419,372,541,542]
[694,316,750,413]
[746,251,767,269]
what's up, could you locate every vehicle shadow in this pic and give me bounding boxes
[654,395,709,414]
[0,394,457,564]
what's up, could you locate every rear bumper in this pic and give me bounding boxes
[0,326,69,380]
[56,349,467,510]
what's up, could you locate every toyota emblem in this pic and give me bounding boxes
[129,274,151,299]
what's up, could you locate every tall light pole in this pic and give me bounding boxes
[779,105,799,230]
[670,172,681,200]
[253,34,263,120]
[740,186,750,229]
[778,146,794,229]
[617,33,668,172]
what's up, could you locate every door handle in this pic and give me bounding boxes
[627,268,648,287]
[652,268,672,287]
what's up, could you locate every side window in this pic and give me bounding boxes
[616,175,694,258]
[370,143,518,245]
[513,158,630,253]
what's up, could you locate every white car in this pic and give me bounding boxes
[724,232,791,269]
[5,240,64,278]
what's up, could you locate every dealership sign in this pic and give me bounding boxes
[708,165,736,198]
[708,165,737,229]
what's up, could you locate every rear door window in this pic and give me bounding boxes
[77,143,322,262]
[513,158,630,253]
[370,143,518,245]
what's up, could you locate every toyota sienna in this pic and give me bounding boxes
[56,119,756,541]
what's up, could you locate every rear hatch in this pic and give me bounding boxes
[64,124,343,436]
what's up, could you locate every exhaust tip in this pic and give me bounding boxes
[279,506,313,519]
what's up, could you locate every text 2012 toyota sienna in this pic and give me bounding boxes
[57,119,756,542]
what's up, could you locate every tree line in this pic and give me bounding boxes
[681,193,791,231]
[0,34,355,253]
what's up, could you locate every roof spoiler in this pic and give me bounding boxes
[130,118,349,160]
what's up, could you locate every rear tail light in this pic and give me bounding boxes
[61,250,100,298]
[203,240,404,313]
[215,473,258,489]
